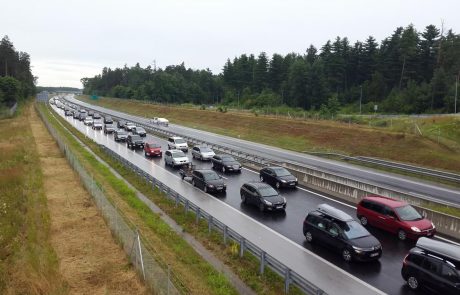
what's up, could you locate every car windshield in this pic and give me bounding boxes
[136,127,145,132]
[117,131,127,135]
[203,172,220,181]
[172,152,186,158]
[105,124,114,127]
[258,186,278,197]
[175,138,186,144]
[131,135,141,140]
[339,221,370,240]
[272,167,291,177]
[200,147,212,153]
[148,143,160,148]
[127,123,134,126]
[395,205,423,221]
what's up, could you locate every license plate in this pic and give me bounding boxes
[370,252,379,257]
[289,183,295,186]
[277,206,283,209]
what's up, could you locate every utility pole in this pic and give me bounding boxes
[359,85,363,115]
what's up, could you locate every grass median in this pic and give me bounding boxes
[44,104,303,294]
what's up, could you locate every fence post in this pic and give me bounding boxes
[175,194,180,207]
[260,251,266,274]
[284,268,291,294]
[137,230,146,281]
[223,226,228,245]
[196,208,201,224]
[208,215,213,234]
[239,237,245,258]
[184,200,189,213]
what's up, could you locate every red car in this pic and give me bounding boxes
[144,142,162,158]
[356,195,435,241]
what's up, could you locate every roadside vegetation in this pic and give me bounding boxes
[77,95,460,174]
[0,102,67,294]
[44,103,302,294]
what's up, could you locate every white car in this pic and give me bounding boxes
[191,146,216,160]
[164,150,189,167]
[152,117,169,126]
[125,122,136,132]
[84,117,93,126]
[92,120,103,130]
[167,136,188,152]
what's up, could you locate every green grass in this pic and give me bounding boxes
[38,103,238,295]
[45,103,303,294]
[0,102,67,295]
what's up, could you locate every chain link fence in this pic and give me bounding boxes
[35,102,186,295]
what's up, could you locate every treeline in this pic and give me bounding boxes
[82,24,460,114]
[0,36,35,107]
[36,86,81,93]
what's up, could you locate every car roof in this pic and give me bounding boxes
[315,204,353,222]
[170,149,184,154]
[170,136,183,139]
[364,195,407,208]
[245,181,272,190]
[415,237,460,263]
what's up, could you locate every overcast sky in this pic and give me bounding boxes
[2,0,459,88]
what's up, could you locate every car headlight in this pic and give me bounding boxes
[352,246,364,253]
[223,183,227,187]
[264,200,272,205]
[411,226,421,232]
[431,222,435,229]
[207,184,214,188]
[281,179,287,183]
[295,178,298,182]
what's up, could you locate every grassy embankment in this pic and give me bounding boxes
[0,102,67,294]
[45,103,303,294]
[77,96,460,174]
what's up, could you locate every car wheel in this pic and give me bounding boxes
[192,179,196,187]
[222,166,226,173]
[407,276,419,290]
[398,229,407,241]
[305,231,313,243]
[342,248,353,262]
[260,175,264,182]
[276,182,281,189]
[241,194,246,204]
[359,216,368,226]
[259,203,265,212]
[204,186,208,193]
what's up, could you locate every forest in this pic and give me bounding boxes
[0,36,35,107]
[81,24,460,114]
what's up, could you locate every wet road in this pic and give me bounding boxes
[66,96,460,207]
[53,105,456,295]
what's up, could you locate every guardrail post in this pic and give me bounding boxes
[239,238,245,257]
[196,208,200,223]
[223,226,228,245]
[184,200,189,213]
[175,194,179,207]
[259,251,266,274]
[284,268,291,294]
[208,215,213,234]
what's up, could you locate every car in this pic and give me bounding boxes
[65,110,73,116]
[191,169,226,194]
[88,110,94,117]
[84,117,93,126]
[152,117,169,126]
[117,120,126,129]
[93,113,102,119]
[78,113,87,121]
[73,111,80,119]
[103,116,113,124]
[144,142,162,157]
[104,123,115,134]
[164,150,190,167]
[303,204,382,262]
[211,154,242,173]
[167,136,188,152]
[240,182,286,212]
[401,237,460,294]
[125,122,136,132]
[192,146,216,161]
[127,135,144,150]
[259,166,298,189]
[132,126,146,137]
[92,120,103,130]
[357,195,436,241]
[114,130,128,142]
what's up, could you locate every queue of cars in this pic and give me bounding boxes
[55,99,458,294]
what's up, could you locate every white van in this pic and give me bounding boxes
[167,136,188,152]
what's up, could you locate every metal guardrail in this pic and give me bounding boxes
[63,97,460,210]
[101,145,325,295]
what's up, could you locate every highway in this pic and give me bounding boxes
[52,103,457,295]
[66,96,460,207]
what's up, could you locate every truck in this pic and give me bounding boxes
[152,117,169,126]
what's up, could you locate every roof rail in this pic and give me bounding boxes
[317,204,353,222]
[416,237,460,262]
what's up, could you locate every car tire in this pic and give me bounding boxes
[398,229,407,241]
[305,231,313,243]
[259,203,265,212]
[342,248,353,262]
[222,166,226,173]
[276,182,281,189]
[359,216,368,226]
[260,175,264,182]
[407,276,419,290]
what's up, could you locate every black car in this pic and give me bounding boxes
[260,166,297,189]
[191,169,226,194]
[114,130,128,142]
[303,204,382,262]
[211,154,242,173]
[65,110,73,116]
[103,116,113,124]
[104,123,116,134]
[240,182,286,212]
[133,126,146,137]
[117,120,126,129]
[401,237,460,294]
[88,110,94,117]
[127,135,144,150]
